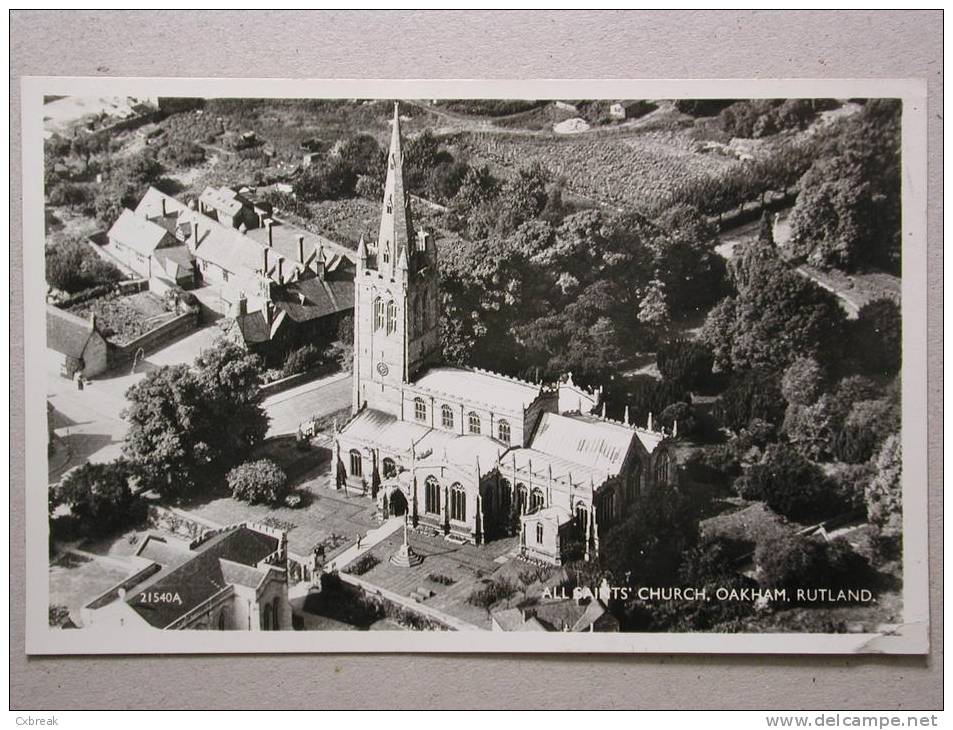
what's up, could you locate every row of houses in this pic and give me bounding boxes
[103,185,356,355]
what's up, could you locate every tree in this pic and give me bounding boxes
[865,433,902,548]
[658,402,696,438]
[715,369,786,432]
[756,533,872,598]
[742,442,849,523]
[122,342,268,499]
[788,99,901,272]
[294,158,358,201]
[55,460,140,536]
[227,459,289,505]
[657,339,714,389]
[851,298,901,377]
[600,487,702,588]
[637,279,670,335]
[282,344,324,377]
[780,357,826,406]
[46,238,123,294]
[703,254,848,373]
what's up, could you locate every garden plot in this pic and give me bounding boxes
[68,291,176,346]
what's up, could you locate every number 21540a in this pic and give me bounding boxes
[139,591,183,605]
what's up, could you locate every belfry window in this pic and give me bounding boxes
[441,404,454,429]
[414,397,427,422]
[386,300,397,334]
[535,523,544,544]
[374,297,384,331]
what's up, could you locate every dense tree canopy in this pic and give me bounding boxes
[788,100,902,272]
[122,339,268,499]
[54,459,141,537]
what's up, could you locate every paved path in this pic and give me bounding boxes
[262,371,352,436]
[47,324,225,482]
[325,516,404,572]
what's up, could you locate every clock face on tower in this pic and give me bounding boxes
[376,362,389,377]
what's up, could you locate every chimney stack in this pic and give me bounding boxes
[297,234,305,263]
[192,221,199,247]
[161,197,166,217]
[265,219,273,247]
[277,256,284,284]
[89,312,97,331]
[237,293,247,317]
[262,246,269,274]
[314,244,325,280]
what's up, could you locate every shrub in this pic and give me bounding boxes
[780,357,826,407]
[467,577,519,609]
[281,344,324,377]
[345,553,380,576]
[865,433,902,552]
[157,139,206,168]
[427,573,456,586]
[851,299,901,377]
[227,459,289,505]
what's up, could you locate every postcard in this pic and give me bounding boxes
[22,77,929,654]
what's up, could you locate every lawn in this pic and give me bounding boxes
[340,528,521,630]
[178,469,380,560]
[49,551,131,626]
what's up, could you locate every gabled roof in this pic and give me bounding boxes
[531,412,637,476]
[411,367,544,414]
[134,186,190,224]
[244,217,355,270]
[124,526,279,629]
[200,185,246,216]
[339,408,431,452]
[107,208,171,256]
[273,275,353,323]
[46,305,100,359]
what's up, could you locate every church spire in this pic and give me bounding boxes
[377,102,415,276]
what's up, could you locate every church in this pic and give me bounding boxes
[331,104,677,566]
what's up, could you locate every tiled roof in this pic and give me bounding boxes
[125,526,279,629]
[107,208,171,256]
[411,367,543,414]
[46,305,98,359]
[416,431,503,473]
[273,275,353,323]
[189,216,264,275]
[134,186,190,224]
[244,217,355,269]
[200,186,245,216]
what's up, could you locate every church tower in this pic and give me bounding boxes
[351,103,441,416]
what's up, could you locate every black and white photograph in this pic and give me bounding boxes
[21,77,928,655]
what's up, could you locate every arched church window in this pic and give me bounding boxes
[655,451,671,488]
[468,412,481,435]
[627,462,642,503]
[425,476,440,515]
[386,300,397,335]
[516,484,528,513]
[450,484,466,522]
[382,458,397,479]
[575,504,588,534]
[271,597,280,630]
[414,397,427,422]
[349,449,362,477]
[497,419,511,444]
[441,404,454,430]
[382,243,391,264]
[529,487,544,513]
[374,297,385,331]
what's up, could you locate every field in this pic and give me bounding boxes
[448,127,749,215]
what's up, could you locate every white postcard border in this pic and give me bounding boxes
[21,76,930,655]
